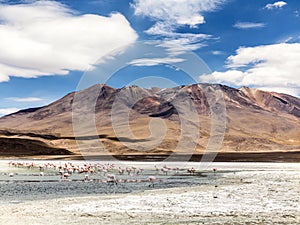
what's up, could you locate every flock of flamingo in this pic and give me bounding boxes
[7,161,217,187]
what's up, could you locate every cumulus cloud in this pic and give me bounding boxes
[233,22,266,29]
[132,0,226,27]
[200,43,300,96]
[132,0,226,51]
[0,108,19,116]
[265,1,287,10]
[6,97,44,102]
[0,1,137,82]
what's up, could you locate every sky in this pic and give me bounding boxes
[0,0,300,116]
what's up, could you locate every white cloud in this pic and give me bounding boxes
[200,43,300,96]
[128,57,185,67]
[6,97,44,102]
[258,87,299,97]
[211,50,225,55]
[145,24,212,51]
[145,23,211,40]
[201,70,245,85]
[233,22,266,29]
[265,1,287,9]
[132,0,225,27]
[0,108,19,116]
[132,0,226,51]
[0,1,137,82]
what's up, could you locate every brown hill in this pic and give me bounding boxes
[0,83,299,158]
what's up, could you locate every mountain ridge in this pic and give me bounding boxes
[0,83,299,157]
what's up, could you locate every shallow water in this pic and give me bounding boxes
[0,160,300,224]
[0,160,299,203]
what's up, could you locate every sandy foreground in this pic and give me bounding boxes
[0,163,300,225]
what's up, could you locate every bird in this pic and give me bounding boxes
[187,167,196,175]
[107,174,117,184]
[136,168,143,175]
[161,167,169,175]
[213,168,217,174]
[126,167,132,175]
[147,176,157,188]
[62,172,71,180]
[118,167,125,175]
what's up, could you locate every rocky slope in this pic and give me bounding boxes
[0,83,299,157]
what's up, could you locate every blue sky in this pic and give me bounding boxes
[0,0,299,116]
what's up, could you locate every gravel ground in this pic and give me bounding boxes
[0,161,299,224]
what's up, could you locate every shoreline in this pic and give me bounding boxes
[1,151,300,162]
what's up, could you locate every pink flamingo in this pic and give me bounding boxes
[187,167,196,175]
[136,168,143,175]
[161,167,169,175]
[118,167,125,175]
[147,176,157,187]
[126,167,132,175]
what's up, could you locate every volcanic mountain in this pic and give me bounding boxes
[0,83,299,159]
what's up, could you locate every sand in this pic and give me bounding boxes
[0,162,299,224]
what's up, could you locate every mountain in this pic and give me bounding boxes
[0,83,299,158]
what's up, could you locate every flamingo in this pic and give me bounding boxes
[39,164,45,171]
[131,166,137,173]
[147,176,157,188]
[126,167,132,175]
[58,169,64,175]
[161,167,169,175]
[107,174,118,187]
[107,174,116,181]
[187,167,196,175]
[213,168,217,174]
[84,174,89,182]
[27,162,34,169]
[118,179,124,183]
[62,172,71,180]
[118,167,125,175]
[136,168,143,175]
